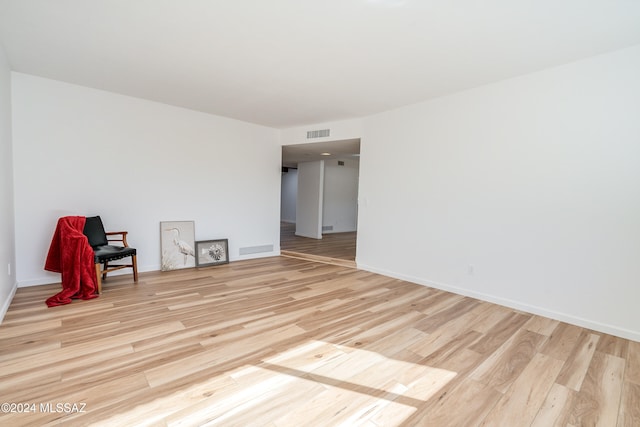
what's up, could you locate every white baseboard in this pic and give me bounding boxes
[15,255,280,288]
[17,278,57,287]
[322,228,357,234]
[358,263,640,342]
[18,264,159,288]
[0,281,18,324]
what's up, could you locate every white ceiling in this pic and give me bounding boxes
[1,1,640,129]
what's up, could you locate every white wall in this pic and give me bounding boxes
[281,159,359,232]
[357,45,640,341]
[295,161,324,239]
[323,158,359,233]
[12,73,281,286]
[280,168,297,223]
[0,44,16,320]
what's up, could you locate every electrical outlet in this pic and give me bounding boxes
[7,263,11,276]
[467,264,474,275]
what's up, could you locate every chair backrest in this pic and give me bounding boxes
[83,216,108,248]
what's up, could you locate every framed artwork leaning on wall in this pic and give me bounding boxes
[160,221,196,271]
[195,239,229,267]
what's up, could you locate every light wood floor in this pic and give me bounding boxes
[1,256,638,426]
[280,222,356,267]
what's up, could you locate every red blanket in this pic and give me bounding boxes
[44,216,98,307]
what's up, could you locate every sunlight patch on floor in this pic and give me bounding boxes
[92,340,456,426]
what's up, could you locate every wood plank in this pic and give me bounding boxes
[539,322,584,361]
[570,351,626,426]
[523,315,560,337]
[468,311,531,355]
[626,340,640,385]
[480,352,564,426]
[531,383,575,427]
[618,381,640,427]
[470,329,546,393]
[597,333,629,358]
[281,250,356,268]
[556,332,600,391]
[409,378,503,427]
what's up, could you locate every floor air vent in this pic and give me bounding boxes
[239,245,274,255]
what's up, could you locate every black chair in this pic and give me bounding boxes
[83,216,138,294]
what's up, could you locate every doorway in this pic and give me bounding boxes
[280,139,360,266]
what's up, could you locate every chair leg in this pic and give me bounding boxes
[102,261,108,280]
[95,263,102,294]
[132,255,139,283]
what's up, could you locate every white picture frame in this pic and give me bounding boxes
[160,220,195,271]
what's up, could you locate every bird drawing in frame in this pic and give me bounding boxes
[165,227,195,265]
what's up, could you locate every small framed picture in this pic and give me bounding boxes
[195,239,229,267]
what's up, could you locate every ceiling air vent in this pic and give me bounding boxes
[306,129,330,139]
